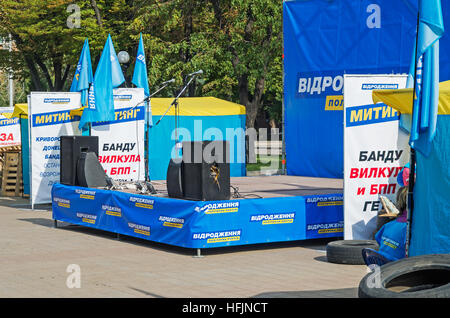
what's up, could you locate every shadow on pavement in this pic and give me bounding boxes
[0,196,51,211]
[18,217,55,228]
[128,287,165,298]
[16,215,342,257]
[252,287,358,298]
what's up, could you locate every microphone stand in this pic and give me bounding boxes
[120,80,173,122]
[116,80,173,195]
[143,81,174,185]
[154,75,197,152]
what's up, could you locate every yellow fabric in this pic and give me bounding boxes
[150,97,246,116]
[372,80,450,115]
[8,97,246,118]
[1,112,13,118]
[10,103,28,118]
[69,106,86,117]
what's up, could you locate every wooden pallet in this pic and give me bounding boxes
[0,152,23,197]
[0,146,21,153]
[0,146,21,173]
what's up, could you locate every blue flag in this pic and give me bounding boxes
[109,35,126,88]
[79,35,125,130]
[409,0,444,156]
[398,46,416,133]
[132,33,150,97]
[70,39,93,106]
[132,33,152,126]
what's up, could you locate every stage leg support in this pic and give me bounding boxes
[193,248,204,258]
[53,219,57,228]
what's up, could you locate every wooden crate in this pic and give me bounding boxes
[0,146,21,173]
[0,152,23,197]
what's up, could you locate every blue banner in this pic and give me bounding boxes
[0,117,19,126]
[32,110,80,127]
[345,103,399,127]
[90,106,145,126]
[304,194,344,239]
[52,183,344,249]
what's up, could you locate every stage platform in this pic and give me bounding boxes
[52,175,344,253]
[149,175,343,199]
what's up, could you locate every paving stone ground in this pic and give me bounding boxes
[0,196,369,298]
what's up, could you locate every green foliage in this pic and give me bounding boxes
[0,0,283,127]
[0,72,29,106]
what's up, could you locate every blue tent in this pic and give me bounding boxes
[149,97,246,180]
[373,81,450,255]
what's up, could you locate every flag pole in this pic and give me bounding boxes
[405,7,421,258]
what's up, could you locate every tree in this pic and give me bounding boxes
[129,0,282,128]
[0,0,121,91]
[209,0,282,128]
[0,0,283,128]
[127,0,213,97]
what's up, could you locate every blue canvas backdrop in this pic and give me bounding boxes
[283,0,450,178]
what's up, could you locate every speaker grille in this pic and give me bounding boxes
[181,141,230,201]
[60,136,99,186]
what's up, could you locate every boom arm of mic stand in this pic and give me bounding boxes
[154,76,196,126]
[117,82,171,120]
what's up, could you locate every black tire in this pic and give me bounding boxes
[326,240,379,265]
[358,254,450,298]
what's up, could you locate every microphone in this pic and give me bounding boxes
[161,78,175,85]
[187,69,203,77]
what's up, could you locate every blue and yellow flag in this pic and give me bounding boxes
[70,39,93,106]
[409,0,444,156]
[79,35,125,130]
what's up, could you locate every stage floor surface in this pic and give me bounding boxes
[147,175,343,199]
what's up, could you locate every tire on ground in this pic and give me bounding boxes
[358,254,450,298]
[326,240,379,265]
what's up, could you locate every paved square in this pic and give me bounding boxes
[0,196,368,298]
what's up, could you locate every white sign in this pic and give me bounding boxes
[343,74,410,240]
[0,107,21,148]
[91,88,146,182]
[29,92,82,206]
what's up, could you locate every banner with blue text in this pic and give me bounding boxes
[52,183,344,248]
[343,75,409,240]
[29,92,82,206]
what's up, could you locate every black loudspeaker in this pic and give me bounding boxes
[76,151,108,188]
[60,136,99,186]
[181,140,230,201]
[166,158,184,198]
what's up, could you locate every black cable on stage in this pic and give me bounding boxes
[230,185,263,199]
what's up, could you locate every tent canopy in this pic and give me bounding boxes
[68,96,246,118]
[372,80,450,115]
[151,97,246,116]
[7,103,28,118]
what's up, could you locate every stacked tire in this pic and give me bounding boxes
[358,254,450,298]
[326,240,379,265]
